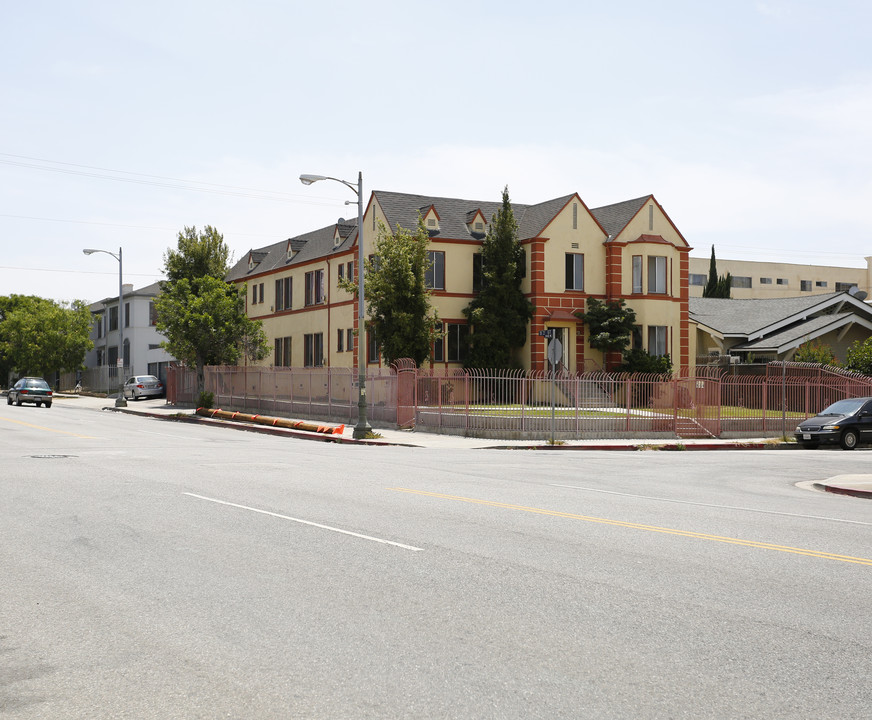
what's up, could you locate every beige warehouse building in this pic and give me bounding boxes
[688,256,872,299]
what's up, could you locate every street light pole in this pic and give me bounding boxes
[300,172,372,439]
[83,247,127,407]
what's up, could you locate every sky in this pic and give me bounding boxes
[2,0,871,305]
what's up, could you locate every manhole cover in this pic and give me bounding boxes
[30,454,76,459]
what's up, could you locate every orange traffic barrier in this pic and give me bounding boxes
[196,407,345,435]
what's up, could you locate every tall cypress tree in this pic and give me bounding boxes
[703,245,732,298]
[463,186,534,368]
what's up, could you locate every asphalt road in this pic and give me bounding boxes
[2,399,871,719]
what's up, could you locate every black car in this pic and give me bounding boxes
[7,377,53,408]
[795,397,872,450]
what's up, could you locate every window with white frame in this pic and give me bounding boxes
[647,256,667,294]
[425,250,445,290]
[648,326,667,356]
[632,255,643,294]
[565,253,584,291]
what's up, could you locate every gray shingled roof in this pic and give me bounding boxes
[226,223,353,282]
[372,190,581,241]
[225,189,654,283]
[589,196,650,238]
[731,313,857,351]
[689,294,846,336]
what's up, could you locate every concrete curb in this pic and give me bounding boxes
[107,406,421,447]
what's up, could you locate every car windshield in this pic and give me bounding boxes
[819,398,865,416]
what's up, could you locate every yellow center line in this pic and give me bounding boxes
[390,487,872,567]
[0,415,98,439]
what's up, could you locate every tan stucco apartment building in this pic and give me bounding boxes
[227,190,693,373]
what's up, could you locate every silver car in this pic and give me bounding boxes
[122,375,164,400]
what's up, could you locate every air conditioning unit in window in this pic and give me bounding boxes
[729,355,741,364]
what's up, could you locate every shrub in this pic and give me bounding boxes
[845,337,872,375]
[198,390,214,409]
[795,339,838,365]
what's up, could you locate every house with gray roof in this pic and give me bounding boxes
[227,189,693,372]
[690,291,872,362]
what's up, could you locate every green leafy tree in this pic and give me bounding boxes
[703,245,732,298]
[576,298,636,354]
[0,295,93,383]
[164,225,230,282]
[794,339,838,366]
[155,226,269,393]
[463,186,534,368]
[845,337,872,375]
[340,217,439,367]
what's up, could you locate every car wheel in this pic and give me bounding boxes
[15,398,22,406]
[840,429,859,450]
[6,396,10,405]
[36,401,42,407]
[45,402,52,408]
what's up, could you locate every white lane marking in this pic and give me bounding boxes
[184,493,423,551]
[550,484,872,526]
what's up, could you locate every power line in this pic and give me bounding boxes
[0,264,161,278]
[0,213,280,238]
[0,152,348,206]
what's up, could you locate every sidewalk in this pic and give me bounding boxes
[53,393,872,498]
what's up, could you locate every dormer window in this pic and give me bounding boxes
[466,209,487,237]
[247,250,266,271]
[421,204,440,233]
[286,240,295,261]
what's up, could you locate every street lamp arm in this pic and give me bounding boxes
[299,174,359,196]
[83,248,120,262]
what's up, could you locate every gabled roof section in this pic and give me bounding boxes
[372,190,602,242]
[518,195,582,239]
[689,292,872,339]
[732,313,872,353]
[590,196,650,238]
[226,221,354,282]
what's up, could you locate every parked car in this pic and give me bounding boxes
[122,375,164,400]
[7,377,53,408]
[795,397,872,450]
